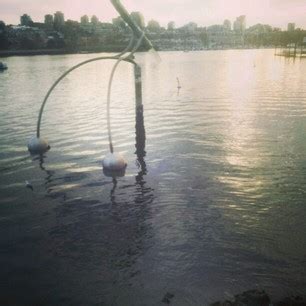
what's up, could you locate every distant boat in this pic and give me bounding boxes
[0,62,8,70]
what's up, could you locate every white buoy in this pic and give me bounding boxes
[102,152,127,171]
[28,136,50,154]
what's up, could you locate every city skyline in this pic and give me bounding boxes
[1,0,306,29]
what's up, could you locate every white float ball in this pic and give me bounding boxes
[28,136,50,154]
[102,152,127,171]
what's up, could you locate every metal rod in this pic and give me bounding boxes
[36,56,135,138]
[110,0,153,51]
[133,65,145,167]
[134,65,143,111]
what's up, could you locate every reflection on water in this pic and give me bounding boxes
[0,50,306,305]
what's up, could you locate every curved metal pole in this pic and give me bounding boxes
[111,0,153,50]
[36,56,136,138]
[36,29,135,139]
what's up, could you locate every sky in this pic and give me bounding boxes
[1,0,306,29]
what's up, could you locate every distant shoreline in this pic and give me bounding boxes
[0,47,275,58]
[0,49,74,57]
[0,46,126,58]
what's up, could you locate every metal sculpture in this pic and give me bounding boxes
[28,0,156,176]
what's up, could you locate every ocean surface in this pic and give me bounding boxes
[0,49,306,305]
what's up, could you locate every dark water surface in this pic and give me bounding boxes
[0,50,306,305]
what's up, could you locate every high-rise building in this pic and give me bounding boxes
[80,15,89,25]
[53,11,65,31]
[223,19,231,31]
[287,23,295,31]
[44,14,53,29]
[20,14,33,27]
[91,15,99,26]
[233,15,246,33]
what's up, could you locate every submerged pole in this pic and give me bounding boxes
[134,64,143,111]
[134,64,146,167]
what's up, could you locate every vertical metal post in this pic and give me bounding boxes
[134,64,143,111]
[134,64,146,163]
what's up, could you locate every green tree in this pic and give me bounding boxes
[112,16,126,29]
[199,29,208,47]
[183,22,197,33]
[167,21,175,31]
[147,19,160,32]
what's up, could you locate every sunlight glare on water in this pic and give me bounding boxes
[0,49,306,305]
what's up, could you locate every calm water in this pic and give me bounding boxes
[0,50,306,305]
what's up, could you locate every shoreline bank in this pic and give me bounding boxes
[0,47,275,58]
[0,45,127,57]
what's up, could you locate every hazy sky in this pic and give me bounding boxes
[1,0,306,29]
